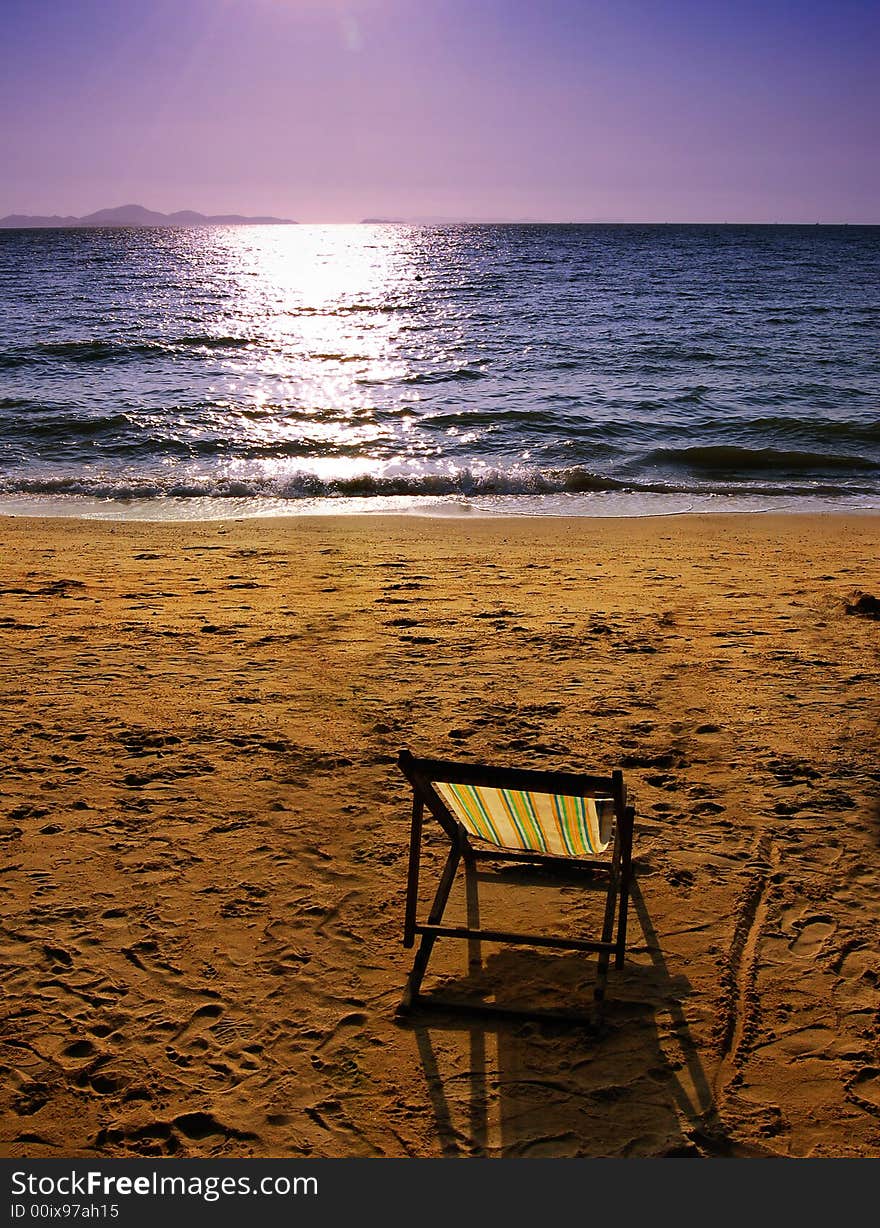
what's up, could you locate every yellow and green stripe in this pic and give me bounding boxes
[433,781,612,858]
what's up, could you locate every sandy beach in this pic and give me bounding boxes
[0,511,878,1159]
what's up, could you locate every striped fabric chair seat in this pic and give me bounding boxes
[434,780,614,857]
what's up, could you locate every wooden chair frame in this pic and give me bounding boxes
[397,748,635,1018]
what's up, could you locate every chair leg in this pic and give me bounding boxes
[615,888,630,969]
[464,853,482,974]
[592,867,619,1005]
[400,842,461,1012]
[615,806,635,969]
[403,796,424,949]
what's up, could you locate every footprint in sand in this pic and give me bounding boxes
[210,1017,255,1047]
[172,1002,223,1043]
[756,1025,837,1059]
[62,1039,98,1060]
[847,1068,880,1112]
[95,1111,255,1155]
[790,916,836,957]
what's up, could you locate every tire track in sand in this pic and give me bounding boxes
[714,832,777,1096]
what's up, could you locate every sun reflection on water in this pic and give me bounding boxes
[192,224,438,487]
[140,222,503,500]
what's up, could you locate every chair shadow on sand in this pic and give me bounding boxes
[398,874,738,1157]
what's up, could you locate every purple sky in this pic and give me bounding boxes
[2,0,878,222]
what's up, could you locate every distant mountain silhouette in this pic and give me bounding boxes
[0,204,296,229]
[0,213,81,228]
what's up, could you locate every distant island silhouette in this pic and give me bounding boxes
[0,204,296,229]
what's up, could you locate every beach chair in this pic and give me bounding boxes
[398,748,635,1019]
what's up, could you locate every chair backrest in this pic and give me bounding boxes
[399,751,625,859]
[433,780,614,856]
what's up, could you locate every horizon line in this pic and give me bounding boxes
[2,216,879,229]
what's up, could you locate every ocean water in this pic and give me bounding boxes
[0,223,878,519]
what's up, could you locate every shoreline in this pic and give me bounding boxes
[1,488,879,526]
[1,511,878,1158]
[1,505,880,528]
